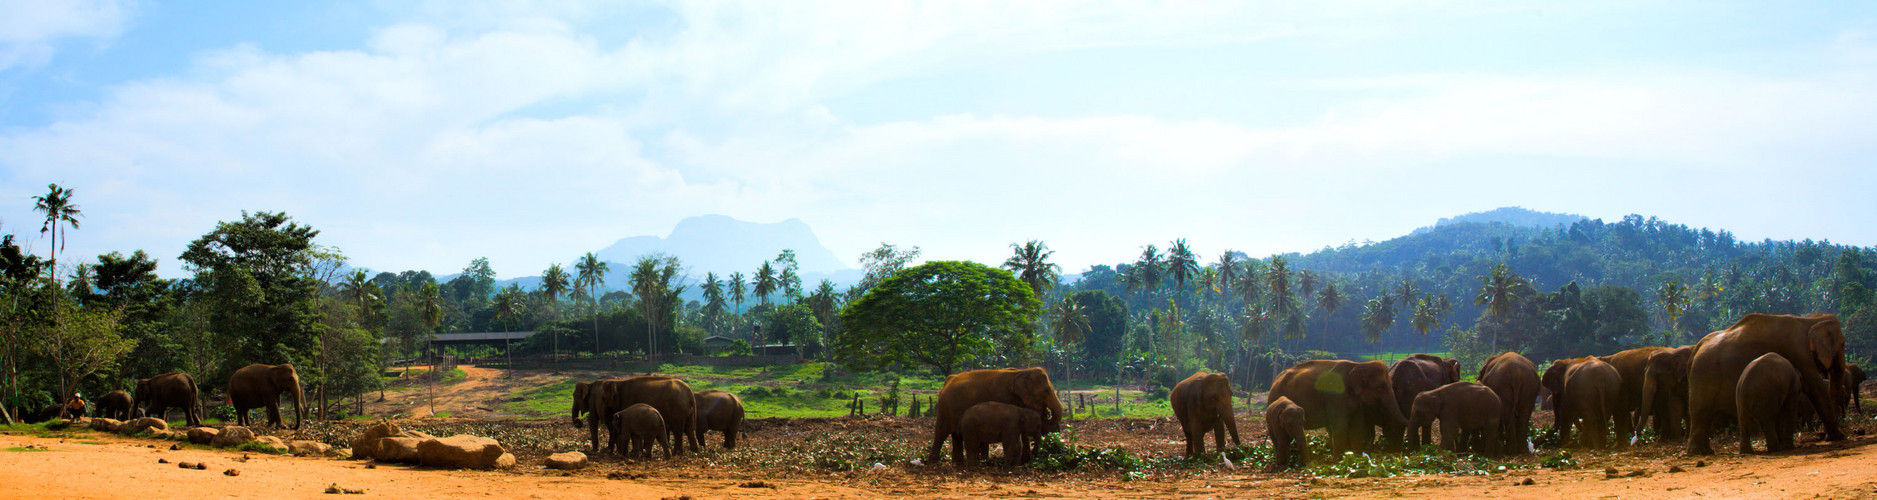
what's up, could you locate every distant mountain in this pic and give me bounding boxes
[1409,207,1586,236]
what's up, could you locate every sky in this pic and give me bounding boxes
[2,1,1875,280]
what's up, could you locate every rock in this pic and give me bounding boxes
[416,434,512,469]
[158,458,169,464]
[495,453,516,468]
[349,422,403,459]
[90,417,123,432]
[545,451,589,470]
[121,417,169,435]
[224,469,241,476]
[254,436,289,453]
[170,443,181,450]
[211,427,257,448]
[376,437,423,463]
[154,430,185,441]
[1520,478,1535,486]
[1669,465,1686,473]
[290,440,333,457]
[188,427,221,445]
[331,448,352,458]
[1695,460,1706,467]
[178,461,196,469]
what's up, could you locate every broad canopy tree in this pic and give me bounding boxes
[836,260,1041,375]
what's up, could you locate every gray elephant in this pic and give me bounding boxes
[1738,353,1805,453]
[229,363,306,429]
[135,372,202,426]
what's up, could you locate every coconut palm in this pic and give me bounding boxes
[1135,245,1164,297]
[539,263,572,359]
[729,271,747,334]
[340,270,380,319]
[754,262,777,306]
[1315,281,1344,337]
[417,282,443,366]
[1165,239,1198,291]
[31,183,82,274]
[1410,292,1451,337]
[1002,240,1060,299]
[575,252,609,354]
[1474,263,1533,350]
[1656,279,1691,342]
[493,284,527,366]
[1217,251,1239,300]
[702,273,726,335]
[1358,295,1397,343]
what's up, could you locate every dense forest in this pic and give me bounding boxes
[4,183,1872,423]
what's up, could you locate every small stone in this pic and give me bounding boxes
[1695,460,1707,467]
[326,484,342,494]
[158,458,169,464]
[195,463,207,470]
[1669,465,1685,473]
[364,463,376,469]
[178,462,196,469]
[1604,467,1619,475]
[1521,478,1535,486]
[224,469,241,476]
[1626,470,1647,477]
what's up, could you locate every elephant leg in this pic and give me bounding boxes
[1003,433,1022,469]
[1326,409,1351,453]
[925,417,951,464]
[1614,408,1633,446]
[1212,418,1228,455]
[1182,423,1197,457]
[1267,433,1289,472]
[1556,405,1573,449]
[1483,420,1502,456]
[1802,378,1848,442]
[951,432,966,464]
[660,433,672,459]
[1589,406,1607,449]
[267,400,283,428]
[1686,405,1716,455]
[1439,419,1458,453]
[726,422,739,450]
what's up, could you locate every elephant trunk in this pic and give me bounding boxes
[1635,376,1658,438]
[293,384,306,430]
[1043,393,1064,434]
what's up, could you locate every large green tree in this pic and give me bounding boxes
[836,261,1041,375]
[179,211,322,374]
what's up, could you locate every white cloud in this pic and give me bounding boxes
[0,0,130,70]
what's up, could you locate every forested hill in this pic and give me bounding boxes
[1408,207,1586,236]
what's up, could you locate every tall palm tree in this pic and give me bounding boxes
[31,183,82,275]
[1052,297,1091,412]
[1315,281,1344,337]
[729,271,747,335]
[1295,270,1319,307]
[340,270,380,319]
[1410,292,1451,337]
[417,282,443,367]
[702,273,726,336]
[1474,263,1532,350]
[1217,250,1239,301]
[1002,240,1060,299]
[540,263,572,360]
[575,253,609,354]
[493,284,526,367]
[1165,239,1198,292]
[753,261,777,307]
[1358,295,1397,343]
[1656,279,1691,343]
[630,258,667,361]
[1395,277,1420,326]
[1135,245,1164,297]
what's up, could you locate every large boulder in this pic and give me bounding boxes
[416,435,514,470]
[376,437,423,463]
[187,427,221,445]
[211,426,257,448]
[545,451,588,470]
[254,435,289,453]
[120,417,168,435]
[289,440,333,457]
[89,418,122,432]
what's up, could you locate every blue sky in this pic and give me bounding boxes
[2,1,1874,279]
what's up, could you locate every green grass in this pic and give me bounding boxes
[432,411,453,418]
[3,446,49,452]
[1359,351,1454,362]
[501,379,578,419]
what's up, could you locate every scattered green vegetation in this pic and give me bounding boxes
[3,446,49,452]
[502,379,578,418]
[432,411,454,418]
[234,441,289,455]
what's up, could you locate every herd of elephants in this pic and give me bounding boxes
[20,312,1866,475]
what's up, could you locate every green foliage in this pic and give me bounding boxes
[1027,431,1147,471]
[836,261,1042,375]
[234,441,289,455]
[1310,446,1530,478]
[762,303,822,348]
[179,211,323,372]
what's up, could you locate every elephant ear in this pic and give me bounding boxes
[1809,315,1845,372]
[1443,360,1460,384]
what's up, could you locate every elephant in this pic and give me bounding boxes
[694,389,746,449]
[1544,357,1622,449]
[1598,346,1669,443]
[95,390,134,421]
[924,367,1063,466]
[1171,372,1242,457]
[1686,313,1846,455]
[1407,382,1502,455]
[611,403,671,460]
[1264,396,1307,472]
[570,381,594,426]
[1738,353,1805,453]
[1841,365,1866,418]
[1477,352,1540,454]
[229,364,306,429]
[1635,346,1695,442]
[958,401,1044,470]
[1383,354,1459,450]
[1267,359,1408,454]
[584,376,700,455]
[134,372,202,427]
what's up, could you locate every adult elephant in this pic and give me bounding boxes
[1635,346,1695,442]
[96,390,135,421]
[1599,346,1669,442]
[924,367,1063,466]
[584,376,700,455]
[1544,357,1622,449]
[1686,313,1846,455]
[694,389,745,449]
[1268,360,1407,454]
[1477,352,1539,454]
[229,364,306,429]
[134,372,202,427]
[1171,372,1241,457]
[1384,354,1458,449]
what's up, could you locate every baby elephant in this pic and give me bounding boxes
[1408,382,1503,456]
[958,401,1044,470]
[611,403,671,460]
[1265,396,1308,472]
[1738,353,1804,453]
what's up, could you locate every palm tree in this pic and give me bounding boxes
[1315,282,1344,337]
[493,284,527,367]
[340,270,380,318]
[1474,263,1532,350]
[31,183,82,275]
[66,264,94,298]
[702,273,726,336]
[753,261,777,307]
[1656,279,1691,343]
[630,258,666,361]
[1358,295,1397,343]
[1217,251,1239,302]
[1135,245,1164,298]
[575,253,609,355]
[729,271,747,335]
[417,282,443,366]
[1410,292,1451,337]
[1395,277,1420,326]
[540,263,572,360]
[1165,239,1198,292]
[1002,240,1060,299]
[1052,297,1091,413]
